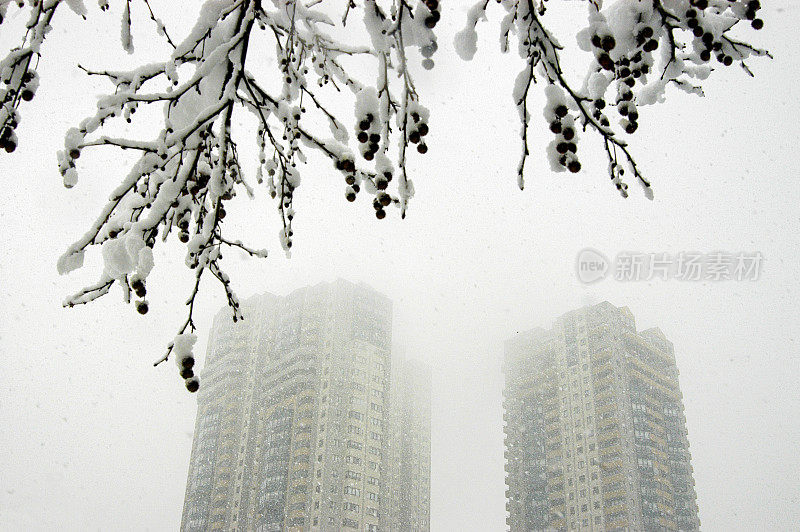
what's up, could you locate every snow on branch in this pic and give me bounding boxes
[0,0,768,392]
[2,0,439,391]
[456,0,769,196]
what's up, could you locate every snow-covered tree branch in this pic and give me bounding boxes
[0,0,767,391]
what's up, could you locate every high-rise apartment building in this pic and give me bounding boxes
[504,302,700,531]
[384,353,432,531]
[180,280,430,532]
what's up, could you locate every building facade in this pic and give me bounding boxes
[180,280,430,532]
[384,354,432,531]
[504,302,700,531]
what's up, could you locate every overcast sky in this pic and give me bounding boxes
[1,1,798,531]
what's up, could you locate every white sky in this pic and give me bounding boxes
[1,1,798,531]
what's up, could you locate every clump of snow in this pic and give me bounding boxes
[173,333,197,367]
[454,27,478,61]
[454,3,486,60]
[101,232,152,280]
[121,2,133,54]
[65,0,88,17]
[57,250,85,275]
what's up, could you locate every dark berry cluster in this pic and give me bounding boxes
[178,353,198,392]
[744,1,764,30]
[0,124,16,153]
[590,33,616,71]
[591,98,610,128]
[422,0,440,29]
[614,54,647,134]
[408,112,429,154]
[635,25,658,53]
[372,191,392,219]
[549,104,581,173]
[1,69,39,153]
[176,210,191,243]
[686,8,745,66]
[356,112,381,161]
[337,157,360,203]
[130,278,149,315]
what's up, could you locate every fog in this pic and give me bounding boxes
[1,1,798,531]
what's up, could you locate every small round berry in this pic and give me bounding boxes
[185,377,200,393]
[136,301,149,315]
